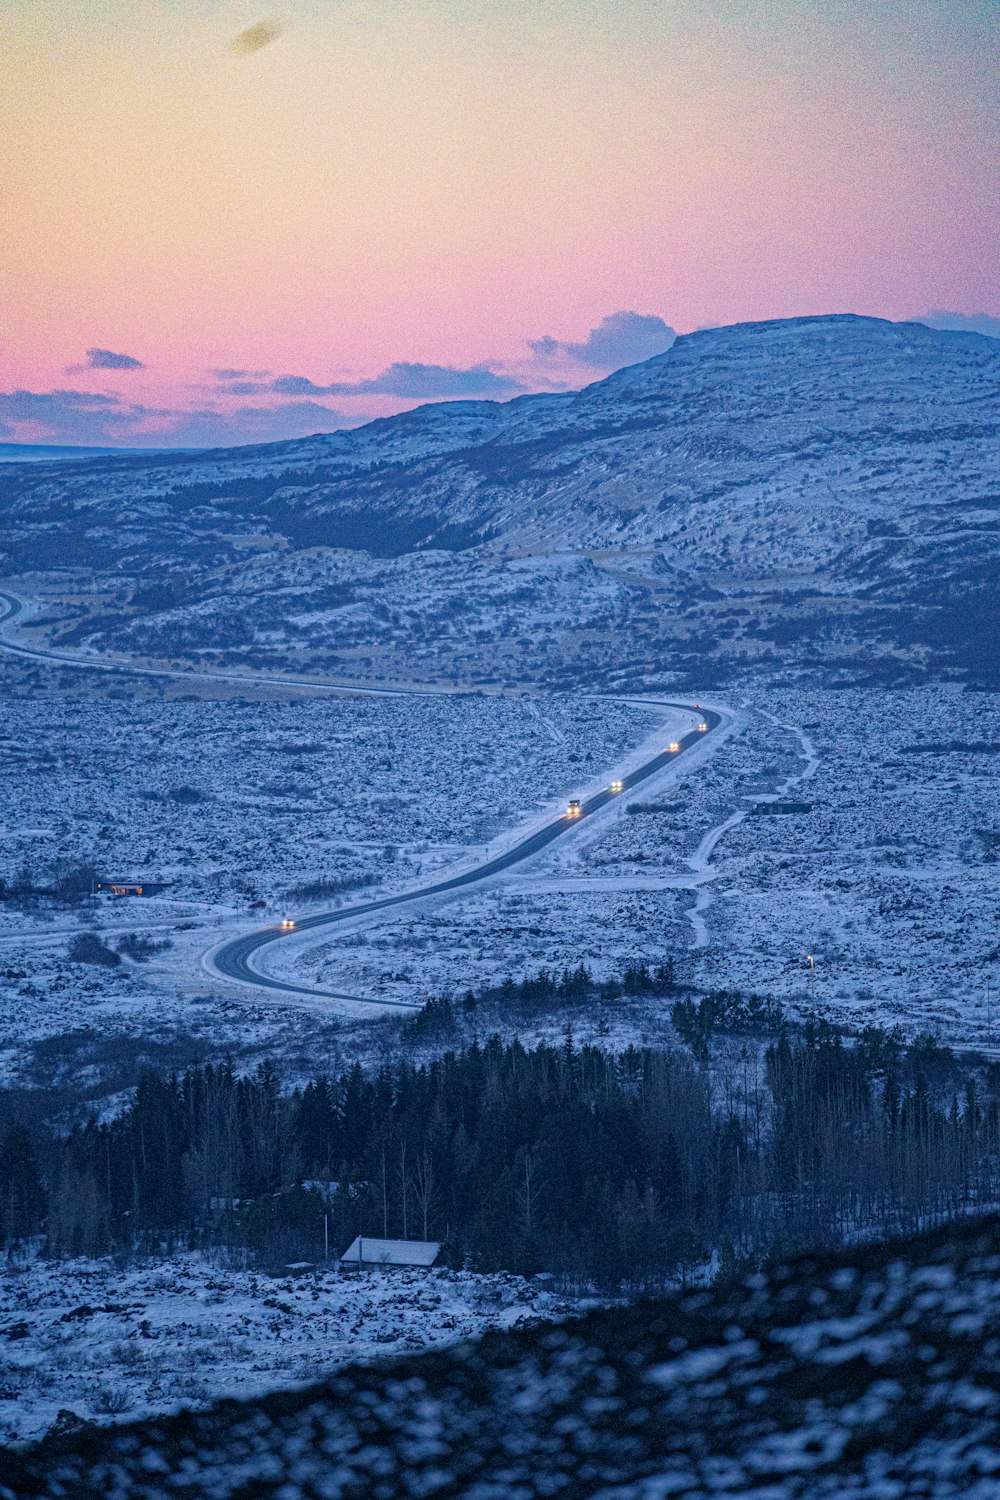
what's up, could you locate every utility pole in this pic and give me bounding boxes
[324,1212,329,1266]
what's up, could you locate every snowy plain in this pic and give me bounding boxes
[0,1252,577,1445]
[0,690,668,1082]
[3,679,999,1093]
[261,683,1000,1048]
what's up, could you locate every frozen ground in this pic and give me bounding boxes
[273,684,1000,1047]
[688,684,1000,1041]
[4,317,997,695]
[0,690,667,1082]
[0,692,658,911]
[0,1251,578,1445]
[12,1218,1000,1500]
[2,681,999,1089]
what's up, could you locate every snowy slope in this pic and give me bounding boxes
[7,1214,1000,1498]
[1,315,997,684]
[0,1253,576,1445]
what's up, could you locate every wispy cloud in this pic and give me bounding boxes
[210,367,272,382]
[530,311,675,370]
[209,320,679,414]
[85,347,145,370]
[0,389,152,444]
[212,362,522,401]
[0,389,347,450]
[164,401,348,448]
[264,362,523,400]
[6,317,685,452]
[920,310,1000,340]
[1,390,124,416]
[231,18,287,56]
[218,380,275,396]
[65,347,146,375]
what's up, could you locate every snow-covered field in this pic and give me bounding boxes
[1,318,998,1466]
[0,691,658,911]
[272,684,1000,1047]
[98,547,640,688]
[0,1251,578,1445]
[3,681,999,1086]
[688,685,1000,1041]
[0,690,671,1083]
[4,317,996,696]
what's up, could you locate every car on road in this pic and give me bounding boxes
[567,799,582,819]
[668,741,681,752]
[610,779,623,792]
[280,917,296,931]
[698,722,708,732]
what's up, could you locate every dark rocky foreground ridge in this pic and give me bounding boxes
[5,1217,1000,1498]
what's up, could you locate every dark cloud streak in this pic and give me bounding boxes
[266,362,522,400]
[165,400,348,447]
[210,363,523,401]
[85,347,145,370]
[231,19,286,56]
[0,389,145,444]
[0,388,348,449]
[210,367,272,382]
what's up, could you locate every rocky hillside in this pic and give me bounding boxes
[4,1216,1000,1498]
[1,315,996,687]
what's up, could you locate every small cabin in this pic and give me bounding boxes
[95,880,166,898]
[340,1236,440,1271]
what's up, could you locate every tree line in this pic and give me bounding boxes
[4,1018,1000,1286]
[0,861,99,906]
[409,961,677,1035]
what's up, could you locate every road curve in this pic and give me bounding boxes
[0,589,490,701]
[208,708,724,1007]
[0,588,726,1011]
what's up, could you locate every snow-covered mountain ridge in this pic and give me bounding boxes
[1,315,997,686]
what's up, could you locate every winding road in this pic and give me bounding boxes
[0,585,727,1011]
[208,708,723,1006]
[0,590,489,700]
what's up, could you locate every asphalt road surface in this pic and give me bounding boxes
[210,708,723,1007]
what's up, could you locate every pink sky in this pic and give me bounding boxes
[2,0,997,447]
